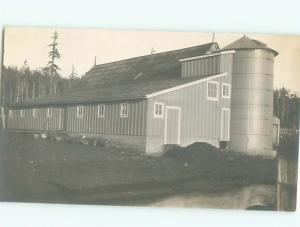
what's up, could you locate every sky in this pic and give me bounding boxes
[3,27,300,93]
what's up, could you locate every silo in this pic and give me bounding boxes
[223,36,278,156]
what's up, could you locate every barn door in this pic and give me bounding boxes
[221,108,230,141]
[164,106,181,145]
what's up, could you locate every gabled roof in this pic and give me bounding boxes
[222,36,278,56]
[84,42,219,86]
[11,42,220,107]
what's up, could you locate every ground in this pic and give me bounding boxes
[0,131,277,208]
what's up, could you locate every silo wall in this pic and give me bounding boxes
[228,49,275,156]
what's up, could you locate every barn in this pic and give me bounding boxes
[5,36,278,156]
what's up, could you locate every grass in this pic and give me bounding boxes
[0,131,277,206]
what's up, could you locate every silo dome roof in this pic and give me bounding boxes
[222,36,278,56]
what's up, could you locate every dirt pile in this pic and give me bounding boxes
[164,142,277,184]
[165,142,223,163]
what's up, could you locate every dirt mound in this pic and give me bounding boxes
[164,142,277,183]
[164,142,224,163]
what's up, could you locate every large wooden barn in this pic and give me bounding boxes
[6,41,234,154]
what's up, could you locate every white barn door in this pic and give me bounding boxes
[164,106,181,145]
[221,108,230,141]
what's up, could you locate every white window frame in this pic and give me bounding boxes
[120,103,129,118]
[222,83,231,99]
[47,108,52,118]
[77,105,83,118]
[153,102,164,119]
[97,104,105,118]
[32,108,37,118]
[20,109,24,118]
[207,81,219,101]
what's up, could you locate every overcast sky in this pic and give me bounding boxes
[3,27,300,93]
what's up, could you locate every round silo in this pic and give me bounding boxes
[223,36,278,156]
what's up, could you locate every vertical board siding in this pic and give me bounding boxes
[148,53,233,146]
[8,99,147,137]
[147,74,232,143]
[7,107,64,131]
[65,100,147,136]
[182,55,221,78]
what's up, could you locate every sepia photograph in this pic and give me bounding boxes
[0,27,299,211]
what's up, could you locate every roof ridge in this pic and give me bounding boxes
[87,42,217,73]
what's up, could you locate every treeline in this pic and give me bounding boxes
[1,65,79,106]
[274,87,299,130]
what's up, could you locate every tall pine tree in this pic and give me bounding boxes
[43,31,61,94]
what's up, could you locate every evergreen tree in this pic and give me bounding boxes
[43,31,61,76]
[43,31,61,95]
[274,87,299,129]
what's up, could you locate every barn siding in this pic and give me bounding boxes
[7,99,147,137]
[182,54,222,78]
[146,53,233,154]
[7,107,64,131]
[65,99,147,136]
[146,74,231,154]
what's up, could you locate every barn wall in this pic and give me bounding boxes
[7,99,147,136]
[145,53,233,154]
[7,107,64,131]
[181,52,233,78]
[65,99,147,136]
[7,99,148,152]
[182,55,220,78]
[146,73,232,154]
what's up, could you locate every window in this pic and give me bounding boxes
[8,110,12,118]
[32,108,37,118]
[120,103,129,118]
[207,81,219,101]
[222,83,231,99]
[153,102,164,118]
[97,104,105,118]
[77,106,83,118]
[20,109,24,118]
[47,108,52,118]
